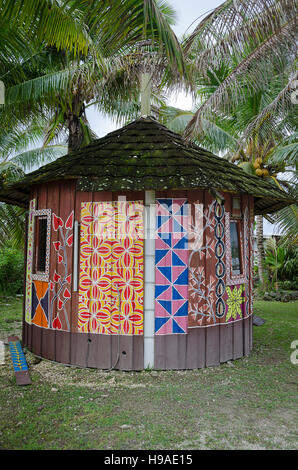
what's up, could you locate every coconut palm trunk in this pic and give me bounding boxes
[67,111,84,153]
[256,214,265,285]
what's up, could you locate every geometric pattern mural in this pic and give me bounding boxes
[155,199,189,335]
[224,284,246,322]
[31,280,49,328]
[188,199,253,328]
[78,201,144,335]
[188,200,217,327]
[49,211,74,331]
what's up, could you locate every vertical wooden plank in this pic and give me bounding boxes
[46,181,60,360]
[249,314,253,351]
[243,317,250,356]
[233,320,243,359]
[177,335,187,369]
[161,190,188,369]
[204,190,220,366]
[154,190,167,369]
[27,323,32,352]
[132,336,144,370]
[54,181,75,365]
[31,324,42,356]
[91,190,112,369]
[112,191,144,370]
[31,187,42,357]
[22,213,29,348]
[154,336,166,369]
[71,190,93,336]
[186,328,206,369]
[206,325,220,366]
[219,323,233,363]
[218,193,231,363]
[37,184,48,359]
[71,332,88,367]
[87,334,111,369]
[37,184,47,209]
[187,188,207,368]
[118,336,134,370]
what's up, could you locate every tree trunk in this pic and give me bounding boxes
[256,214,265,285]
[67,113,84,153]
[67,77,85,153]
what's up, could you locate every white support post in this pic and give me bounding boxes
[144,190,155,369]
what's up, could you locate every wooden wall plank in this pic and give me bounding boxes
[132,336,144,371]
[154,336,166,370]
[118,336,134,371]
[243,317,250,356]
[87,334,111,369]
[54,181,75,364]
[233,320,243,359]
[31,324,42,356]
[45,182,60,361]
[186,329,205,369]
[165,335,179,370]
[249,314,253,351]
[71,332,88,368]
[22,213,28,348]
[219,323,233,363]
[36,184,50,360]
[112,191,144,371]
[206,326,220,367]
[205,190,220,367]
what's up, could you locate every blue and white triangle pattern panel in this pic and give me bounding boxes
[155,199,189,335]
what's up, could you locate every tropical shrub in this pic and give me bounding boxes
[0,245,24,296]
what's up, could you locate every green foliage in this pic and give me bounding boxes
[0,245,24,296]
[263,236,298,290]
[279,279,298,291]
[280,244,298,282]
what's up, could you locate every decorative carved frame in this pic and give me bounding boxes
[32,209,51,282]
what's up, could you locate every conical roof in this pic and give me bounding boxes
[0,117,295,214]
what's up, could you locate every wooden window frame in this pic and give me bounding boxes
[32,209,51,282]
[225,209,248,286]
[229,219,243,277]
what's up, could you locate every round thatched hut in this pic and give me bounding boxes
[0,117,294,370]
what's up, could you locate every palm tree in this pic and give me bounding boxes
[159,65,297,286]
[164,0,297,287]
[183,0,297,141]
[1,0,186,153]
[0,118,67,248]
[0,0,188,249]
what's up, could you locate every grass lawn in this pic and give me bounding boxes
[0,297,297,450]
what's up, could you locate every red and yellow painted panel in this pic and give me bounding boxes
[78,201,144,335]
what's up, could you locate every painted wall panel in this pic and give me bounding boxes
[78,200,144,335]
[154,198,189,335]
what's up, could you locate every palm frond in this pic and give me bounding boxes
[87,0,185,74]
[235,72,298,148]
[184,17,297,139]
[0,0,90,55]
[271,173,298,244]
[0,203,25,249]
[9,145,67,172]
[184,0,295,69]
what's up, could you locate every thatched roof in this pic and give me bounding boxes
[0,117,295,214]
